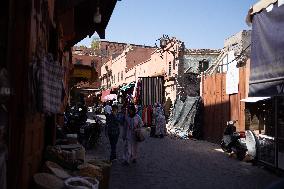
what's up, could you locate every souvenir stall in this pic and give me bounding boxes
[117,81,136,107]
[118,77,165,135]
[244,98,275,166]
[135,77,165,136]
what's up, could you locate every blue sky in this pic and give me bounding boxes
[77,0,257,49]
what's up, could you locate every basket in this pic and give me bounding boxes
[64,177,99,189]
[45,161,71,179]
[34,173,64,189]
[77,163,103,180]
[87,160,111,189]
[45,145,85,170]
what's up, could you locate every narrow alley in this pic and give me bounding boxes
[88,116,280,189]
[2,1,284,189]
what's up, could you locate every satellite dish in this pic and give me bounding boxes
[245,130,257,158]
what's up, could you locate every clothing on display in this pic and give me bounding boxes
[140,77,164,106]
[142,106,153,127]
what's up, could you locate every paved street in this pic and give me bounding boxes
[87,115,281,189]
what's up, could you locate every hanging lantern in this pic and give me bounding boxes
[94,7,102,24]
[160,38,167,49]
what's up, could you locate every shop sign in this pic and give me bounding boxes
[73,69,92,79]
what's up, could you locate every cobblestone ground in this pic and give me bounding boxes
[87,115,281,189]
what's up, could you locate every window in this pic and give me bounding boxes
[173,60,176,70]
[198,60,209,73]
[121,71,123,80]
[118,72,120,82]
[114,74,115,83]
[218,55,228,73]
[169,61,172,76]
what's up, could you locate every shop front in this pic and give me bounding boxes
[244,96,284,169]
[3,0,118,188]
[247,0,284,170]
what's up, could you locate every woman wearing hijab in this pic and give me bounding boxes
[155,104,166,138]
[122,104,143,165]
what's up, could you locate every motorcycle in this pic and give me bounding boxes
[78,116,103,149]
[221,120,247,160]
[61,104,103,149]
[64,104,88,134]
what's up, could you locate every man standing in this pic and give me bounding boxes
[105,105,121,161]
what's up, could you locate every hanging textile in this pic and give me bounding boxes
[142,107,147,125]
[249,4,284,96]
[140,77,164,106]
[39,53,64,114]
[147,106,153,126]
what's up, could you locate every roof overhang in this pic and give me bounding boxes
[58,0,118,49]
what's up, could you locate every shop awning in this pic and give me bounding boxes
[249,3,284,97]
[101,89,111,102]
[240,97,271,103]
[103,94,117,101]
[120,81,136,91]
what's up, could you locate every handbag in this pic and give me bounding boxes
[135,129,145,142]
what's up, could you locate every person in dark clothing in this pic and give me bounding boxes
[105,105,121,161]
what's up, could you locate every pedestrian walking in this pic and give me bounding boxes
[155,104,166,138]
[104,101,112,116]
[122,104,143,165]
[105,105,121,161]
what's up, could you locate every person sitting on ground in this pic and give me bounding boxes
[105,105,121,161]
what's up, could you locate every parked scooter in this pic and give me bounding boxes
[78,116,103,149]
[61,104,103,149]
[221,120,247,160]
[64,104,88,134]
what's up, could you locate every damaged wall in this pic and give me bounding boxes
[183,49,220,74]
